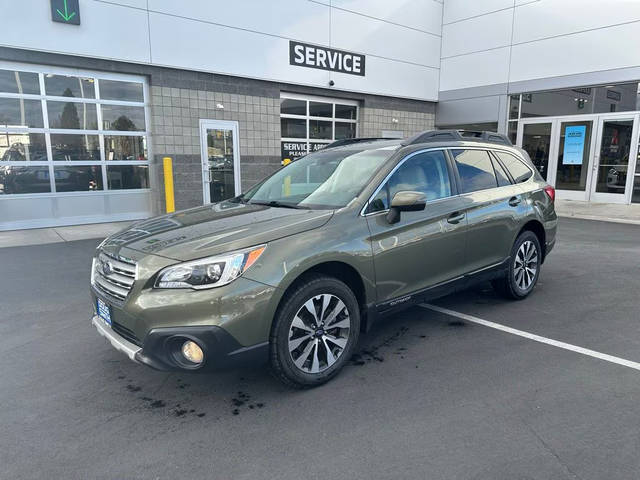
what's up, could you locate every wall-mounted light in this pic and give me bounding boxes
[391,118,399,124]
[216,103,225,109]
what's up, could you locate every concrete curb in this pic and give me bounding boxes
[557,213,640,226]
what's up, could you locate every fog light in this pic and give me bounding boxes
[181,340,204,364]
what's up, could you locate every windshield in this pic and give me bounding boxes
[240,146,398,209]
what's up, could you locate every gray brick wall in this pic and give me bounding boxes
[150,86,281,212]
[360,107,435,138]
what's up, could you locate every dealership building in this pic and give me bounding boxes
[1,0,639,230]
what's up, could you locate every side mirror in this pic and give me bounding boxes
[386,191,426,224]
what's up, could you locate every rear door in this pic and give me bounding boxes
[450,148,525,273]
[365,149,468,306]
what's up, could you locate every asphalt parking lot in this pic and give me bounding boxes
[1,217,639,480]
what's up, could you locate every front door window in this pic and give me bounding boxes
[200,120,240,204]
[593,119,633,195]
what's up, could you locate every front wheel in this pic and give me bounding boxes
[269,274,360,388]
[492,231,542,300]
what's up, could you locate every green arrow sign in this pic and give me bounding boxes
[51,0,80,25]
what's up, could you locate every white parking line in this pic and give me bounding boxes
[420,303,640,372]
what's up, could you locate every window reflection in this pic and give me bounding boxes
[99,80,143,102]
[0,166,52,194]
[50,134,100,161]
[47,101,98,130]
[0,69,40,95]
[104,136,147,160]
[107,165,149,189]
[0,133,47,162]
[0,98,44,128]
[54,166,103,192]
[101,105,146,131]
[44,74,95,98]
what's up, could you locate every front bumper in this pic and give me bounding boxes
[91,314,269,371]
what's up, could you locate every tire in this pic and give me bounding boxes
[269,274,360,389]
[492,230,542,300]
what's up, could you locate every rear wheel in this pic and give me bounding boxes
[269,274,360,388]
[492,230,542,300]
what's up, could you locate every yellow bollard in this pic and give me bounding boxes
[163,157,175,213]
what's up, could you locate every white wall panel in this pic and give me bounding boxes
[149,12,330,85]
[334,57,439,100]
[0,0,150,63]
[440,47,510,91]
[442,9,512,58]
[330,8,440,67]
[149,0,330,46]
[329,0,443,35]
[514,0,640,44]
[510,22,640,83]
[104,0,148,8]
[443,0,512,24]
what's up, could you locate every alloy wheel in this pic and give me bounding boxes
[514,240,538,290]
[287,294,351,374]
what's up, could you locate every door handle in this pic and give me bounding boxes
[447,212,465,224]
[508,196,522,207]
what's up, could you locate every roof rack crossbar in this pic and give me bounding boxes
[403,129,512,146]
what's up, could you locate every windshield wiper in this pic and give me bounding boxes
[249,200,306,209]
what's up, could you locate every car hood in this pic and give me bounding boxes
[101,201,334,261]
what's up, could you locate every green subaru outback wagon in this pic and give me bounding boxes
[91,131,557,388]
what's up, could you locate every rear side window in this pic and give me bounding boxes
[367,150,451,213]
[451,149,497,193]
[491,154,512,187]
[495,151,533,183]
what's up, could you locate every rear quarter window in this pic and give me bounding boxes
[495,151,533,183]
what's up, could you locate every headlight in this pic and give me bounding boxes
[154,245,266,289]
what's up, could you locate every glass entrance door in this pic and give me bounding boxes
[518,121,554,181]
[199,120,240,204]
[554,119,594,200]
[590,116,638,203]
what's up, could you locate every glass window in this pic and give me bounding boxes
[309,119,332,139]
[491,154,512,187]
[281,118,306,138]
[107,165,149,189]
[0,166,52,194]
[54,165,103,192]
[521,123,551,179]
[0,98,44,128]
[309,101,332,117]
[368,150,451,213]
[509,95,520,120]
[242,147,396,209]
[99,80,143,102]
[508,121,517,144]
[452,149,497,193]
[0,132,47,162]
[104,135,147,161]
[335,104,357,120]
[0,69,40,95]
[495,151,533,183]
[44,74,95,98]
[47,101,98,129]
[335,122,356,140]
[101,105,145,131]
[280,98,306,116]
[50,134,100,161]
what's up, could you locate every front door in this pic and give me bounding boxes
[365,149,468,306]
[199,120,241,204]
[590,115,638,203]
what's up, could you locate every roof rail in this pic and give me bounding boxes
[322,137,390,149]
[403,129,512,146]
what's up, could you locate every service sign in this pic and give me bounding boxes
[289,41,365,77]
[562,125,586,165]
[281,142,328,162]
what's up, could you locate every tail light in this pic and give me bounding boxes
[543,185,555,203]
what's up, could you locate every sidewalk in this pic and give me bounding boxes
[555,199,640,225]
[0,221,132,249]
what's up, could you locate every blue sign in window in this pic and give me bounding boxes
[563,125,586,165]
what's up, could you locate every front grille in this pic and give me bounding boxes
[93,251,137,301]
[111,320,142,346]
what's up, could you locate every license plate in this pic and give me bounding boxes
[97,298,112,325]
